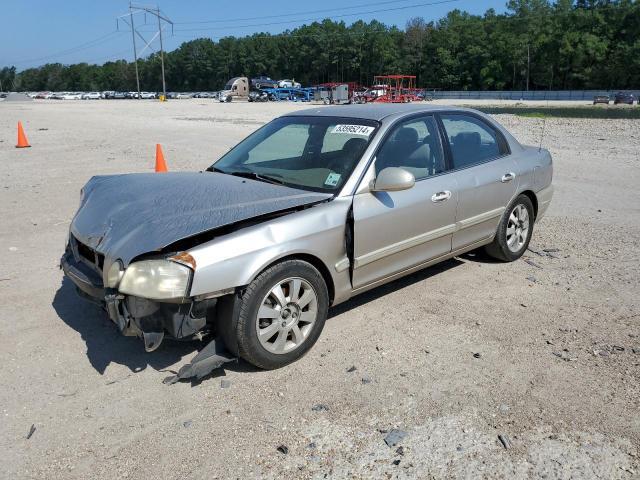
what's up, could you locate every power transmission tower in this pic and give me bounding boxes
[117,3,173,99]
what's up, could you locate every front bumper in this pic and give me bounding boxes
[61,248,214,348]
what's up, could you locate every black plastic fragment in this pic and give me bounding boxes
[163,337,237,385]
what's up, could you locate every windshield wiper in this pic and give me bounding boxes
[206,166,285,185]
[226,170,285,185]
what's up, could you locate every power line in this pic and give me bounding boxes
[6,31,125,66]
[173,0,445,25]
[171,0,463,32]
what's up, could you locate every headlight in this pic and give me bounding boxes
[118,260,191,300]
[106,260,124,288]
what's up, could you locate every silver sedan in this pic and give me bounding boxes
[61,104,553,370]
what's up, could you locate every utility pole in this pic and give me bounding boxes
[129,3,141,98]
[157,6,166,99]
[118,4,173,100]
[526,44,531,92]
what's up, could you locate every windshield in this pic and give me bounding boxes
[211,116,379,193]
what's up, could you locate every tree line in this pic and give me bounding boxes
[2,0,639,93]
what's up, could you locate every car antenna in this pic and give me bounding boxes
[538,117,546,152]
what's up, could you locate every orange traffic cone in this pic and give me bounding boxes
[16,121,31,148]
[155,144,168,172]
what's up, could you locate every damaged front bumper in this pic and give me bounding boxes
[61,247,215,351]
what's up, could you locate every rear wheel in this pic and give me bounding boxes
[485,194,534,262]
[234,260,329,369]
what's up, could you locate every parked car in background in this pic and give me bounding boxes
[592,95,610,105]
[112,91,127,99]
[140,92,157,99]
[35,91,53,99]
[59,92,82,100]
[613,92,635,105]
[278,79,302,88]
[251,76,279,89]
[176,92,194,99]
[61,104,553,370]
[248,90,269,102]
[82,92,101,100]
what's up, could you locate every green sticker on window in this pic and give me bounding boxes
[324,172,341,187]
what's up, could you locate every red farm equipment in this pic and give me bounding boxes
[370,75,421,103]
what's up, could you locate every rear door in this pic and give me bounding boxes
[438,113,518,250]
[352,115,457,290]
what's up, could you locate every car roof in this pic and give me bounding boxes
[284,104,473,122]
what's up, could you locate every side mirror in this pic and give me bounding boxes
[371,167,415,192]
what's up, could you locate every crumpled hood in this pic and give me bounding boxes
[71,172,331,265]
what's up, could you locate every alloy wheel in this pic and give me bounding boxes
[255,277,318,354]
[506,204,530,253]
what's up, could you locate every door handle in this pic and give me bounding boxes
[431,190,452,203]
[501,172,516,183]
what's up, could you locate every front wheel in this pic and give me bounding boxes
[485,194,535,262]
[234,260,329,369]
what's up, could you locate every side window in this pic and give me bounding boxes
[375,116,446,180]
[440,114,504,169]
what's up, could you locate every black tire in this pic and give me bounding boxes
[485,194,535,262]
[234,260,329,369]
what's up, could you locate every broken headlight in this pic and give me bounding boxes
[118,260,191,300]
[106,260,124,288]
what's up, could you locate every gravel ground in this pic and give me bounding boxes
[0,99,638,479]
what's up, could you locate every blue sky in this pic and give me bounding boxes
[1,0,507,69]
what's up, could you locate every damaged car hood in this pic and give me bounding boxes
[71,172,332,265]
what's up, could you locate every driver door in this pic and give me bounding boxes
[352,115,458,290]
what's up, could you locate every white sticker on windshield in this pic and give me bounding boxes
[331,124,375,136]
[324,172,342,187]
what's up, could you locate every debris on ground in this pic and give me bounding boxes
[498,434,511,449]
[277,445,289,455]
[346,366,357,373]
[26,424,36,440]
[523,258,543,269]
[163,338,237,385]
[526,276,538,283]
[311,404,329,412]
[384,429,408,447]
[361,376,372,384]
[593,344,627,356]
[553,350,576,362]
[220,379,232,389]
[183,420,192,428]
[473,352,482,359]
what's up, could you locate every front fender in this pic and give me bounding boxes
[188,197,354,305]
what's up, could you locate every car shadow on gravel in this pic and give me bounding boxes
[52,258,466,379]
[52,277,199,375]
[328,257,464,319]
